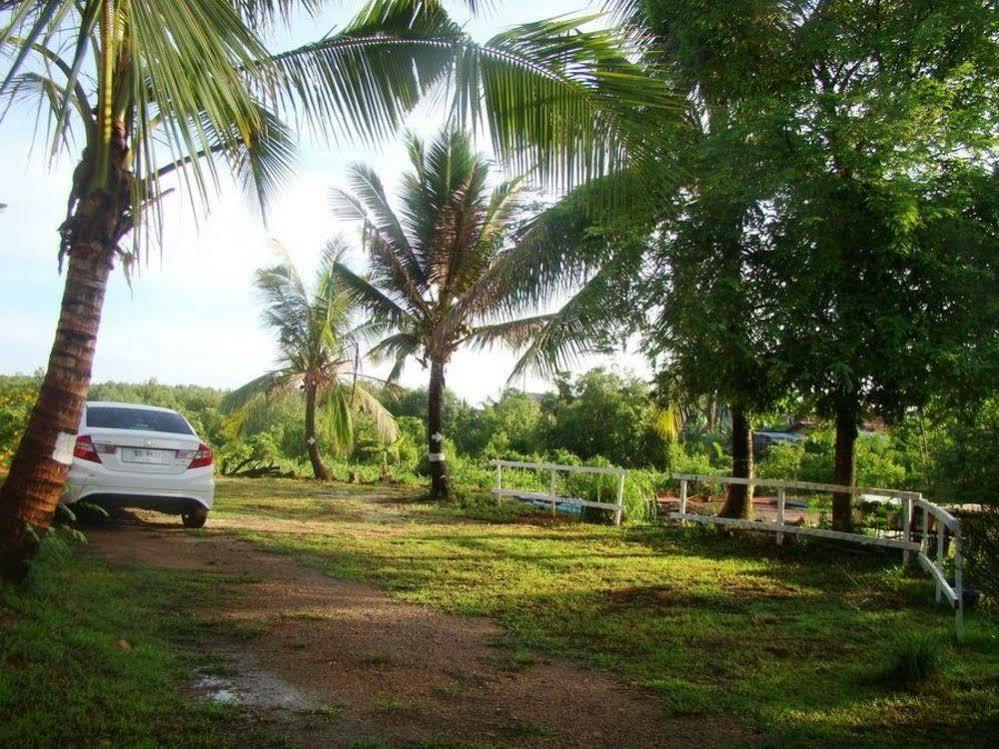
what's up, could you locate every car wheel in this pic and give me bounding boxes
[182,508,208,528]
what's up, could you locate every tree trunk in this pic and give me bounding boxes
[719,405,753,519]
[427,358,449,500]
[0,240,115,580]
[832,399,859,531]
[304,384,331,481]
[0,120,132,581]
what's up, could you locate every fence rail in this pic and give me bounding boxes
[492,460,627,525]
[670,474,964,638]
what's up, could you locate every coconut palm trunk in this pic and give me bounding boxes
[427,357,449,499]
[303,382,332,481]
[0,131,130,580]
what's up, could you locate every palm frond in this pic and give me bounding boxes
[256,0,462,146]
[507,259,635,381]
[466,315,553,351]
[320,384,354,455]
[262,0,679,189]
[255,248,314,359]
[221,369,300,412]
[233,0,326,30]
[367,331,421,363]
[329,259,410,327]
[348,383,400,445]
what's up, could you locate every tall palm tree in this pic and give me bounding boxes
[331,129,582,498]
[223,242,397,480]
[0,0,673,578]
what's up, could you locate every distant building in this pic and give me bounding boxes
[753,431,807,457]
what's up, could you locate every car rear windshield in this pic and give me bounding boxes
[86,407,194,435]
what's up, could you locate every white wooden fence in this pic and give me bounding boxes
[492,459,627,525]
[671,474,965,639]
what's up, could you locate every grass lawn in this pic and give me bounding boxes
[215,478,999,748]
[0,477,995,748]
[0,538,271,748]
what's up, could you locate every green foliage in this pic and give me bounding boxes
[884,632,945,690]
[756,430,908,490]
[0,541,246,746]
[961,505,999,600]
[546,369,670,469]
[0,373,39,471]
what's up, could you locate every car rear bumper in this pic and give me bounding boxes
[62,464,214,513]
[75,493,210,515]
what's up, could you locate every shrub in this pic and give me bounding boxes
[883,632,944,689]
[0,374,40,471]
[756,442,805,481]
[561,456,656,523]
[961,505,999,600]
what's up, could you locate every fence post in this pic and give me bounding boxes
[550,469,557,519]
[495,462,502,506]
[921,506,929,555]
[679,479,688,526]
[776,486,786,546]
[954,524,965,641]
[935,520,945,604]
[902,495,913,564]
[614,474,624,526]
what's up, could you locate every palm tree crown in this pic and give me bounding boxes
[331,129,578,496]
[224,242,397,479]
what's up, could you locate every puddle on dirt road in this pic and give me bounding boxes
[192,646,317,710]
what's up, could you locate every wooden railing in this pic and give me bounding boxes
[671,474,965,638]
[492,459,627,525]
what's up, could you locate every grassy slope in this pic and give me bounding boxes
[214,479,999,748]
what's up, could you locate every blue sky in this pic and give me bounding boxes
[0,1,646,404]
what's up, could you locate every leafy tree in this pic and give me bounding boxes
[504,0,997,527]
[508,0,802,518]
[222,243,397,479]
[0,0,677,576]
[470,390,547,457]
[546,369,669,469]
[766,0,997,529]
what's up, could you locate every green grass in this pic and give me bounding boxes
[2,478,996,747]
[217,479,999,748]
[0,533,262,748]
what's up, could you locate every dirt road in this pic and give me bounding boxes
[85,510,747,748]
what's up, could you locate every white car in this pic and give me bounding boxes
[62,401,215,528]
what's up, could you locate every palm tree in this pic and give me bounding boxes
[331,129,582,498]
[0,0,672,578]
[223,242,398,480]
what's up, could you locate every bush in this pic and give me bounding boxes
[560,456,656,523]
[883,632,944,689]
[961,505,999,600]
[0,374,40,471]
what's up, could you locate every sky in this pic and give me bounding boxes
[0,1,648,405]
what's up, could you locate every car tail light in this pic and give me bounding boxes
[73,435,101,463]
[187,443,213,469]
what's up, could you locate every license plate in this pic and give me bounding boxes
[122,448,172,465]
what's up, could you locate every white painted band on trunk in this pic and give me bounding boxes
[428,452,445,462]
[431,432,444,442]
[52,432,76,465]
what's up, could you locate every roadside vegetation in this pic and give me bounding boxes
[3,371,993,504]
